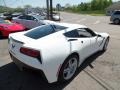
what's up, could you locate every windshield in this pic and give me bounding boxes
[0,20,12,24]
[34,15,45,20]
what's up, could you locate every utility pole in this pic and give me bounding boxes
[3,0,7,7]
[46,0,49,20]
[3,0,8,13]
[50,0,53,20]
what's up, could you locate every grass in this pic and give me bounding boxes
[65,10,106,16]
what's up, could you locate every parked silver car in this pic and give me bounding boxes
[110,10,120,24]
[52,13,60,21]
[13,14,47,29]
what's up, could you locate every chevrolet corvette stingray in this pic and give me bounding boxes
[8,22,109,83]
[0,19,25,38]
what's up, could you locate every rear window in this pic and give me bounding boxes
[114,11,120,15]
[0,20,12,24]
[25,25,55,39]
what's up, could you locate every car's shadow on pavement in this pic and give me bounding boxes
[0,37,7,40]
[0,51,105,90]
[109,23,120,25]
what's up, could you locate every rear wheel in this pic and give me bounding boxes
[0,32,3,39]
[16,65,24,71]
[58,55,78,82]
[102,37,109,51]
[113,19,120,24]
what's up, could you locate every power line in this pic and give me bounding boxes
[7,0,19,6]
[21,0,24,8]
[1,0,21,7]
[3,0,7,7]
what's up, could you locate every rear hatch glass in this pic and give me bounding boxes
[25,25,55,39]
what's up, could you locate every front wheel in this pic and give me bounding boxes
[102,37,109,51]
[114,19,120,24]
[58,55,78,82]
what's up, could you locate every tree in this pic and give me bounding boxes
[14,7,24,12]
[108,0,113,6]
[64,0,113,14]
[91,0,98,10]
[24,5,32,9]
[91,0,113,10]
[65,3,71,8]
[103,0,108,8]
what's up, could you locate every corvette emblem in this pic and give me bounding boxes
[12,44,15,49]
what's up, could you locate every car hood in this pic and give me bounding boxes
[0,23,25,31]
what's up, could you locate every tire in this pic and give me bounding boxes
[17,65,24,71]
[0,32,3,39]
[102,37,109,51]
[113,19,120,24]
[58,55,78,83]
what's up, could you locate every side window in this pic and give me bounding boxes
[114,11,120,15]
[19,15,26,19]
[84,28,96,36]
[77,28,92,37]
[64,30,79,38]
[26,16,35,20]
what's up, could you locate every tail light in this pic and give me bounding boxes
[20,47,42,63]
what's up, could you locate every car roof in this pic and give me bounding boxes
[56,22,86,28]
[17,14,35,17]
[50,22,87,31]
[114,10,120,11]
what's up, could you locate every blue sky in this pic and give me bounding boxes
[0,0,120,8]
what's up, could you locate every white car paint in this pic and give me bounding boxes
[52,14,60,21]
[8,22,109,83]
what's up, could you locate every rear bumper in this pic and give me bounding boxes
[9,52,48,82]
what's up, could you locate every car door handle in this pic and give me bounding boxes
[68,39,78,41]
[81,41,83,43]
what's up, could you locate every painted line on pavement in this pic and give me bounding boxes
[93,20,100,24]
[84,69,114,90]
[63,17,80,22]
[76,18,86,23]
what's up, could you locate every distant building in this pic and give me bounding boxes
[106,1,120,16]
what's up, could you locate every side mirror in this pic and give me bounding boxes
[97,34,102,37]
[34,19,38,22]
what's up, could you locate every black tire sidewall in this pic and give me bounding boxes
[114,19,120,24]
[103,37,109,51]
[0,32,3,39]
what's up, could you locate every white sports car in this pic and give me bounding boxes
[8,22,109,83]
